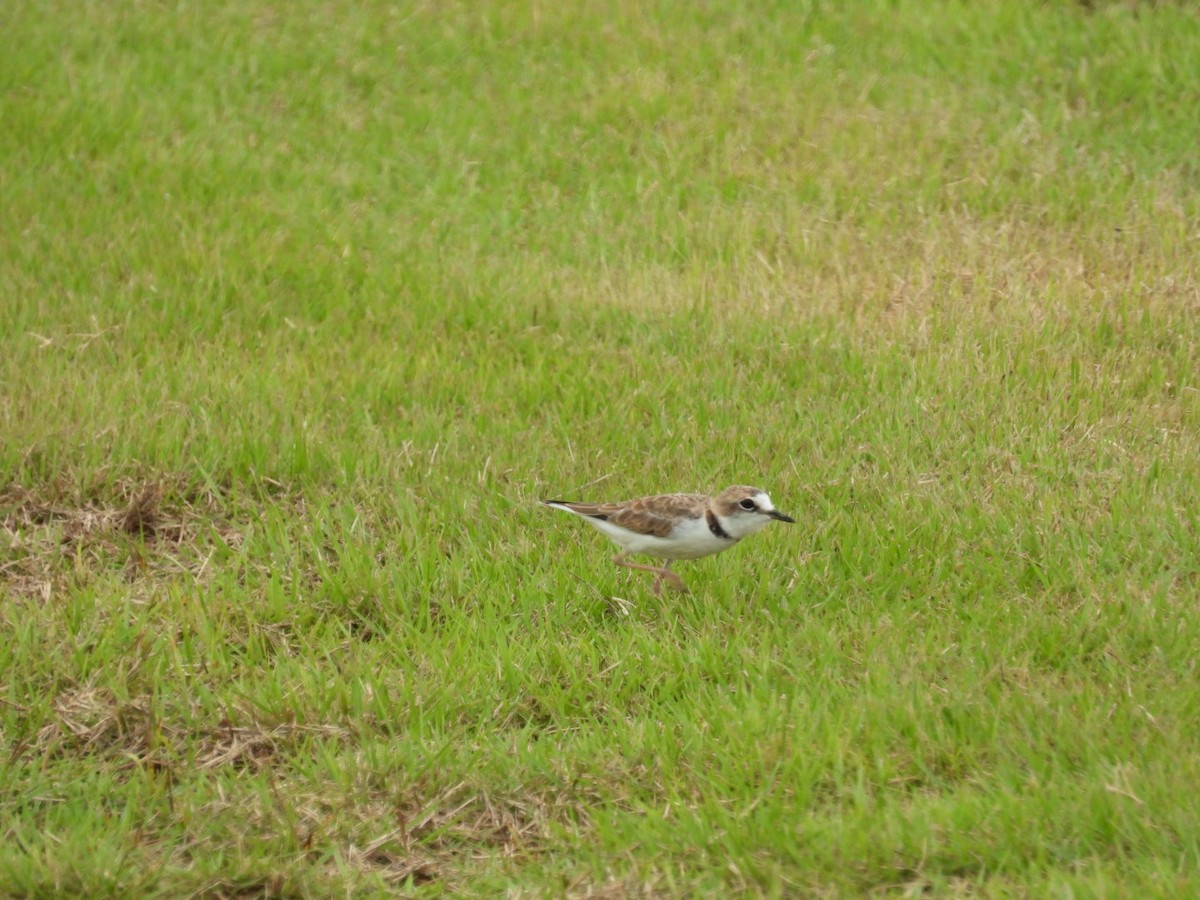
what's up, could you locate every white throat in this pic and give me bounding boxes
[716,509,774,540]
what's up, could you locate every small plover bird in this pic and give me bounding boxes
[542,485,794,594]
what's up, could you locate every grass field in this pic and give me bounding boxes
[3,0,1200,895]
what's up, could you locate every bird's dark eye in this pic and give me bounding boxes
[739,499,757,511]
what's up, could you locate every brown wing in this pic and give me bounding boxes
[554,493,708,538]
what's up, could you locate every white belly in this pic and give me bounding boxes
[587,515,739,560]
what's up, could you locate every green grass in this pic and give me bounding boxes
[3,0,1200,895]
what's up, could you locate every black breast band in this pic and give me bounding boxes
[706,509,734,540]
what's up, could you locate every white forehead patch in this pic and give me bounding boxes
[753,491,773,510]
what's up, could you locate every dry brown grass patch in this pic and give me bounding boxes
[28,684,355,773]
[0,476,242,601]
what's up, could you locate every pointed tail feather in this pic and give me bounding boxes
[541,500,609,520]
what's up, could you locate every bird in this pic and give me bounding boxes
[541,485,794,594]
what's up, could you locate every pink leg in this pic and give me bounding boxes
[612,554,688,594]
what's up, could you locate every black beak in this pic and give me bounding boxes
[766,509,795,523]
